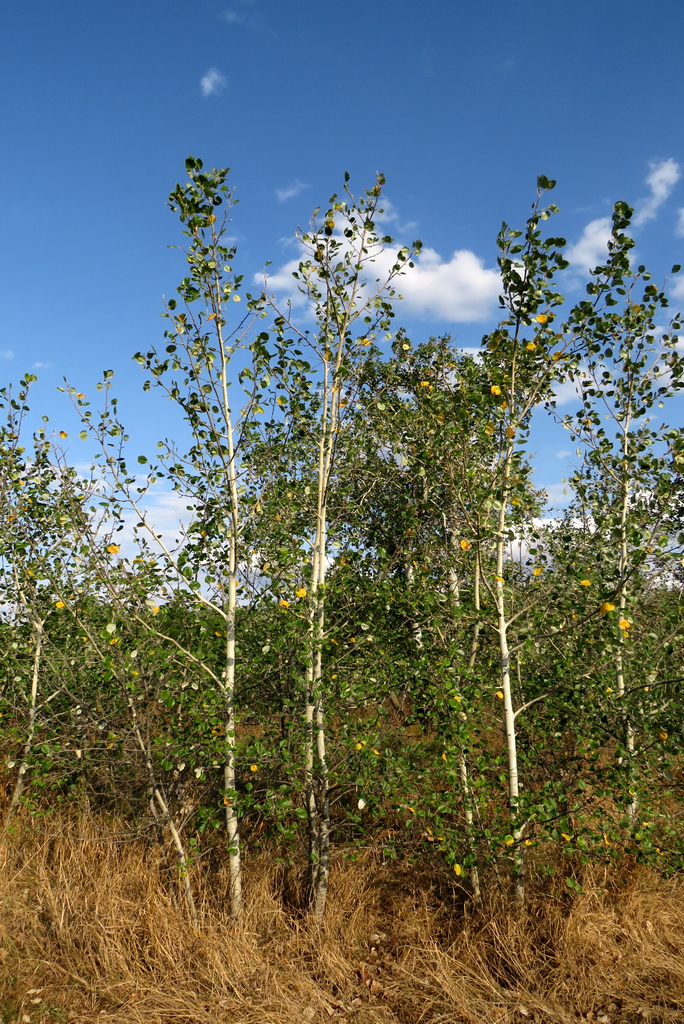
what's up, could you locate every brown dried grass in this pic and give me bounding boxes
[1,814,684,1023]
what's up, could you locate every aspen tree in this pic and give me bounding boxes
[563,203,684,822]
[73,158,267,918]
[479,179,574,901]
[0,381,93,825]
[268,175,421,918]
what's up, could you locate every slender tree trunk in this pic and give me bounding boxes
[305,369,331,920]
[495,455,524,904]
[458,751,481,902]
[468,547,482,670]
[6,617,44,827]
[218,323,244,918]
[311,500,331,921]
[405,559,424,648]
[149,795,180,911]
[459,544,482,901]
[616,467,637,821]
[129,694,198,926]
[223,553,243,918]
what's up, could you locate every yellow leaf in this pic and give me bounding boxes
[355,742,362,750]
[495,691,504,700]
[54,601,65,609]
[454,863,462,876]
[599,601,615,614]
[561,833,571,841]
[505,426,515,439]
[659,731,668,740]
[490,384,502,396]
[372,748,381,755]
[459,539,472,550]
[295,587,307,598]
[279,599,290,610]
[59,431,68,439]
[442,752,447,761]
[533,567,543,576]
[420,381,430,387]
[619,618,630,630]
[526,342,536,351]
[534,314,548,323]
[579,579,591,586]
[106,544,120,554]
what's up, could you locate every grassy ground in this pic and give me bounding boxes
[1,813,684,1023]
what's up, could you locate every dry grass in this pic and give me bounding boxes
[1,813,684,1023]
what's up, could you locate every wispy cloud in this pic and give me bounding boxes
[671,274,684,301]
[200,68,227,97]
[374,197,418,235]
[274,179,310,203]
[542,483,573,508]
[568,158,682,274]
[633,158,681,227]
[676,207,684,238]
[221,1,274,36]
[0,350,14,360]
[566,216,613,274]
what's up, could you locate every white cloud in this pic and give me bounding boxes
[633,158,681,227]
[274,179,309,203]
[568,158,681,274]
[550,375,584,407]
[200,68,227,97]
[566,216,612,273]
[671,275,684,301]
[676,207,684,238]
[0,350,14,360]
[555,449,571,459]
[394,247,501,321]
[260,241,501,324]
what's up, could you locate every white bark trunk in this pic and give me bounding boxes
[6,617,44,827]
[495,458,524,904]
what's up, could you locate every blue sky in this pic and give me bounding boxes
[3,0,684,520]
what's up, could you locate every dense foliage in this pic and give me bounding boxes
[2,159,684,921]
